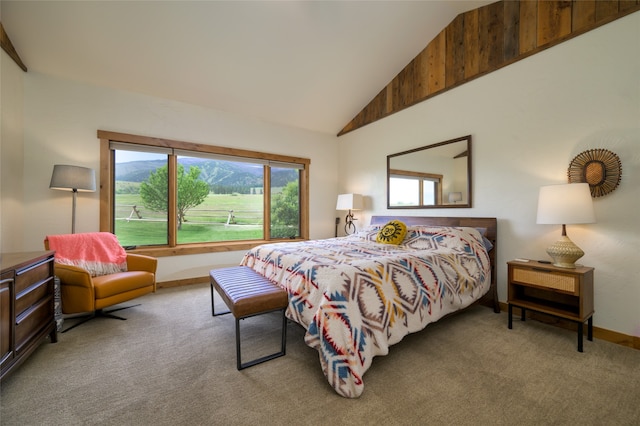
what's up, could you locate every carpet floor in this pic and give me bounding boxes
[1,283,638,425]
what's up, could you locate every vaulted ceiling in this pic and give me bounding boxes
[339,0,640,135]
[1,1,493,135]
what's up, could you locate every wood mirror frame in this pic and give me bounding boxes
[387,135,472,209]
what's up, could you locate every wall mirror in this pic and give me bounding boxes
[387,135,472,209]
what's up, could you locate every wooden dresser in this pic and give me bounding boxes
[1,251,58,381]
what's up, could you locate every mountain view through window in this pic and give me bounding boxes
[113,150,300,247]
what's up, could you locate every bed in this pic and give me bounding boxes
[240,216,498,398]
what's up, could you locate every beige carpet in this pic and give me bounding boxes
[1,283,638,426]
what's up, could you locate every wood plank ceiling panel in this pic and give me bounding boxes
[338,0,640,136]
[445,14,466,87]
[537,1,572,46]
[503,0,521,62]
[519,0,539,55]
[0,22,27,72]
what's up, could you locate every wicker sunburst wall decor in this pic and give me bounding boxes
[568,149,622,197]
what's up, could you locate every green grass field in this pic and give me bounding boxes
[114,193,265,246]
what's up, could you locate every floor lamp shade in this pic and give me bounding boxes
[50,165,96,233]
[536,183,595,268]
[50,165,96,192]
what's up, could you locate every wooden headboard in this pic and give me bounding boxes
[370,216,499,313]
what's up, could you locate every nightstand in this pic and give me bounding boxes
[507,260,594,352]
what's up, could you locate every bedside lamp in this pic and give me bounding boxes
[536,183,595,268]
[336,193,363,235]
[448,192,462,204]
[50,164,96,234]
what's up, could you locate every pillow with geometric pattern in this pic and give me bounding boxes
[376,220,407,245]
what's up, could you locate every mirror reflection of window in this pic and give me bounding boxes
[387,135,471,208]
[389,177,419,206]
[423,179,436,206]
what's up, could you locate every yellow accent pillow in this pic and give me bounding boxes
[376,220,407,245]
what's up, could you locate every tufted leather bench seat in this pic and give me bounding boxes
[210,266,288,370]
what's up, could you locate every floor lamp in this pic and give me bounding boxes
[49,165,96,234]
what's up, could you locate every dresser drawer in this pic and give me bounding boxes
[512,267,578,294]
[15,259,53,295]
[15,297,53,352]
[15,279,52,317]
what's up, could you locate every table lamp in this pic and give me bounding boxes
[536,183,595,268]
[448,192,462,204]
[336,193,363,235]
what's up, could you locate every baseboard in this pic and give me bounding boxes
[157,276,209,289]
[499,302,640,350]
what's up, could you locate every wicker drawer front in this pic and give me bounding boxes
[512,268,577,293]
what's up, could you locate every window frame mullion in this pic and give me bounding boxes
[263,164,271,240]
[168,154,178,247]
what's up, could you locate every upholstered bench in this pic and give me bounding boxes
[209,266,288,370]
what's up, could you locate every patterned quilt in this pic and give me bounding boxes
[240,225,491,398]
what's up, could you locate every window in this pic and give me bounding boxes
[114,147,169,246]
[99,130,310,257]
[269,165,301,238]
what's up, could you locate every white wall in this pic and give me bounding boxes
[18,74,339,282]
[338,14,640,337]
[0,49,26,252]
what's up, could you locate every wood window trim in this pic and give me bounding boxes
[389,169,443,181]
[98,130,310,257]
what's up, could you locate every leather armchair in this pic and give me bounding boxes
[44,237,157,331]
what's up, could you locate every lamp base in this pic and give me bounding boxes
[546,235,585,269]
[344,210,356,235]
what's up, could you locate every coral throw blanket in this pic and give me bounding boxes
[46,232,128,277]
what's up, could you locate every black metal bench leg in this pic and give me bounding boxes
[211,285,230,317]
[281,309,287,356]
[211,282,215,316]
[236,317,243,371]
[236,308,287,370]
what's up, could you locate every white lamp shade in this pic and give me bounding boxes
[448,192,462,203]
[336,193,363,210]
[536,183,595,225]
[50,165,96,192]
